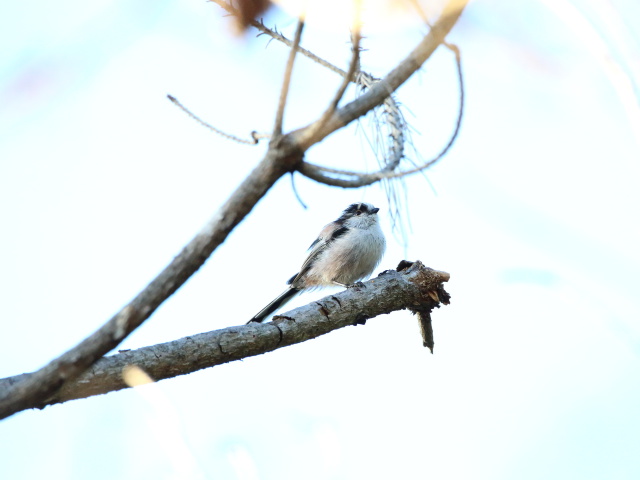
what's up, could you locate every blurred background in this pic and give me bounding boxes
[1,0,639,478]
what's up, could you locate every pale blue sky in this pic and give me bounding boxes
[1,1,639,479]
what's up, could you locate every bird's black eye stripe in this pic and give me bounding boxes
[344,204,359,214]
[342,203,366,215]
[337,203,375,222]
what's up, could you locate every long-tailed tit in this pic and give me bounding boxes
[248,203,386,324]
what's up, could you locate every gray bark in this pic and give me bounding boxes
[0,145,301,420]
[0,261,449,413]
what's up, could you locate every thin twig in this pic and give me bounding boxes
[168,95,268,145]
[296,0,465,152]
[319,0,363,125]
[215,0,464,188]
[213,0,409,176]
[209,0,347,77]
[246,13,408,174]
[214,0,407,177]
[290,172,308,209]
[298,41,465,187]
[300,34,362,143]
[409,0,434,27]
[272,18,305,138]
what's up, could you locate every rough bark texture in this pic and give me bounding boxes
[0,261,449,413]
[0,145,302,420]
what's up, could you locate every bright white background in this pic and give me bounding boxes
[1,0,639,479]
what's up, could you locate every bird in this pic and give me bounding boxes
[247,202,386,324]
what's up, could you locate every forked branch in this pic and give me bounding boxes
[0,0,467,421]
[297,34,465,187]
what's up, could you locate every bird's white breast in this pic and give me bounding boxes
[306,222,386,286]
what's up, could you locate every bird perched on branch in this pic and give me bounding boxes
[248,203,386,323]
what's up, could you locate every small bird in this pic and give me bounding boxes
[248,203,386,323]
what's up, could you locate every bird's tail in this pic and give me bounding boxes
[247,287,301,324]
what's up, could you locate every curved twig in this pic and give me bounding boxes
[290,172,308,209]
[168,95,269,145]
[297,42,464,187]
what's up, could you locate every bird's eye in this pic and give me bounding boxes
[356,210,362,215]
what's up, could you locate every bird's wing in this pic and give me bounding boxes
[287,223,347,286]
[287,238,329,286]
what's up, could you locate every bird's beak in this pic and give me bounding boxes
[372,207,380,214]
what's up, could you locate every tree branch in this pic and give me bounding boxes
[298,42,464,187]
[0,261,449,413]
[0,0,466,421]
[213,0,461,198]
[213,0,458,178]
[303,27,362,143]
[0,144,303,420]
[210,0,349,78]
[292,1,466,150]
[167,94,268,145]
[272,18,305,138]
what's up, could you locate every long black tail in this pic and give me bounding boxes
[247,287,301,324]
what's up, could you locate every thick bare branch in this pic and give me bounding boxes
[0,143,303,421]
[0,262,449,413]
